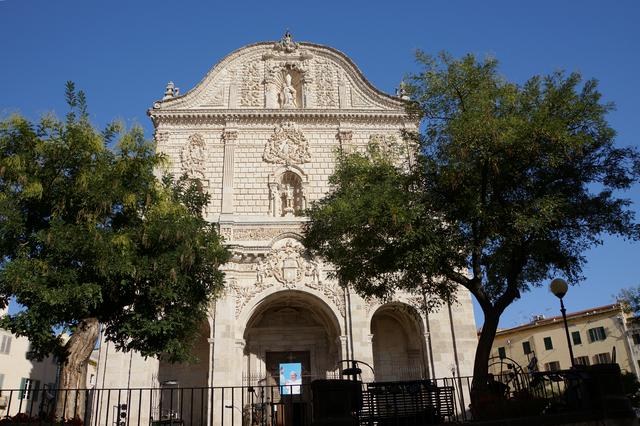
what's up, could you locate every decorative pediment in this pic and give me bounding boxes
[150,34,406,113]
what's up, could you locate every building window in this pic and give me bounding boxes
[0,335,11,354]
[571,331,582,345]
[632,333,640,345]
[498,347,506,359]
[0,373,4,394]
[522,341,532,355]
[588,327,606,342]
[593,352,612,364]
[18,378,40,401]
[574,356,590,366]
[544,336,553,350]
[545,361,561,371]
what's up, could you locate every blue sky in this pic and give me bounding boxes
[1,0,639,329]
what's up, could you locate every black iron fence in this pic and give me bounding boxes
[0,367,634,424]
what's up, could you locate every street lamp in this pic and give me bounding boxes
[550,278,576,368]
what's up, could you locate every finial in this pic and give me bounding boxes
[274,30,298,53]
[396,80,410,100]
[163,81,175,100]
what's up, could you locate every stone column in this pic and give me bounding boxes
[338,130,353,154]
[363,333,375,382]
[338,335,349,365]
[221,129,238,215]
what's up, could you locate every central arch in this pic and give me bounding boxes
[242,290,343,386]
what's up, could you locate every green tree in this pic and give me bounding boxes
[617,285,640,315]
[0,83,230,418]
[304,52,640,395]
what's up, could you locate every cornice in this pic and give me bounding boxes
[149,108,410,126]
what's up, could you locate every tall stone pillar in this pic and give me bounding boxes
[221,129,238,215]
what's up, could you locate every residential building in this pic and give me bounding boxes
[490,304,640,378]
[0,304,60,417]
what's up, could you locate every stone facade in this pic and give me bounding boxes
[96,33,478,425]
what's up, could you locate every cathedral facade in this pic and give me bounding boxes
[95,33,478,424]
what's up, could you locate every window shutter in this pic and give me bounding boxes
[0,373,4,390]
[18,377,26,400]
[5,337,10,354]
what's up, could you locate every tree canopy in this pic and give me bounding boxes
[617,285,640,316]
[0,83,229,410]
[304,52,640,389]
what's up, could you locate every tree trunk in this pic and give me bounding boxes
[470,310,500,409]
[55,317,99,421]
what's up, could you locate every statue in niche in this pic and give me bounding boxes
[269,183,280,217]
[280,73,297,108]
[282,184,295,216]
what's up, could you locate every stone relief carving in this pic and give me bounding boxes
[228,239,346,319]
[315,60,337,108]
[273,30,298,53]
[368,134,405,161]
[264,240,307,287]
[205,86,225,107]
[263,45,311,108]
[234,226,301,241]
[240,61,263,107]
[219,226,232,241]
[181,133,206,179]
[263,122,311,165]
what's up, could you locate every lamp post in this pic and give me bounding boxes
[550,278,576,368]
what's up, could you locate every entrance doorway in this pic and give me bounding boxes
[243,290,343,426]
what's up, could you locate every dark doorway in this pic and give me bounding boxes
[265,351,311,426]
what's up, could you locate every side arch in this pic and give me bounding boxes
[370,302,427,381]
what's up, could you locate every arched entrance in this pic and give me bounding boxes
[371,303,426,381]
[243,290,342,385]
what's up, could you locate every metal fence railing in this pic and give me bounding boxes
[0,368,633,425]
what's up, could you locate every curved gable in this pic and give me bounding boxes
[151,36,404,113]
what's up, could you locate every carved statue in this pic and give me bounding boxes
[285,184,294,208]
[307,260,322,285]
[268,184,278,217]
[282,184,295,216]
[256,260,266,285]
[281,73,297,108]
[274,30,298,53]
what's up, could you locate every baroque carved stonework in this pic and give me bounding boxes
[315,60,337,108]
[219,226,232,241]
[228,240,346,319]
[181,133,206,179]
[264,241,307,287]
[233,227,301,241]
[263,122,311,165]
[368,133,405,161]
[240,61,263,107]
[273,30,298,53]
